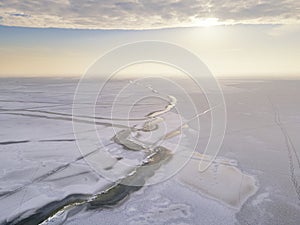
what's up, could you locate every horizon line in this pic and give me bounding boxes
[0,23,295,32]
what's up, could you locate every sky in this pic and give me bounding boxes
[0,0,299,77]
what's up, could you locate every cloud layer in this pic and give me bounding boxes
[0,0,299,29]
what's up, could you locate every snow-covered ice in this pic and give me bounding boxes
[0,77,300,224]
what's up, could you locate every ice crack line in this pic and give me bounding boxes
[268,97,300,202]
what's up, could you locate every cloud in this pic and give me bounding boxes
[9,13,30,17]
[0,0,299,29]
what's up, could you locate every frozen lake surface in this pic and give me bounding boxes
[0,77,300,224]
